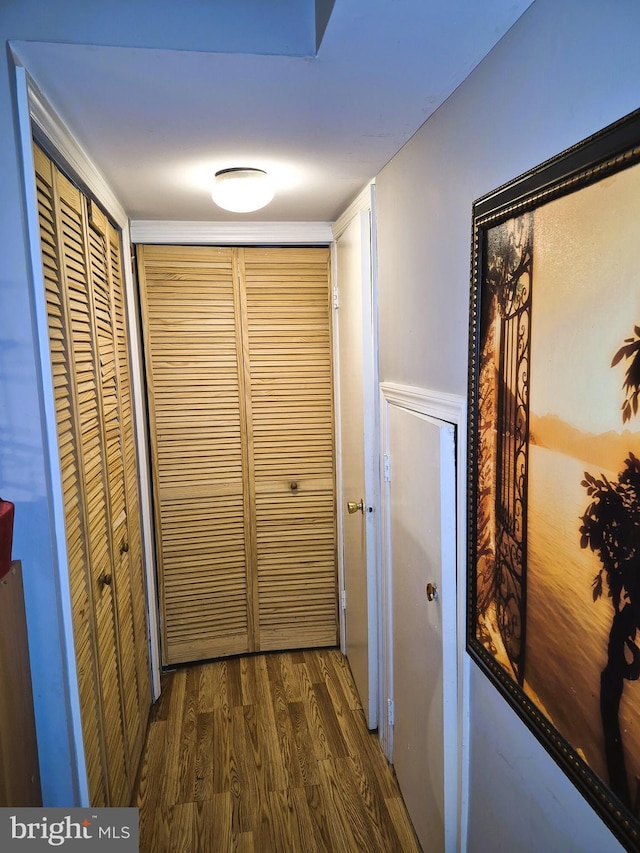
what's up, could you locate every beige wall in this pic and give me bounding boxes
[374,0,640,849]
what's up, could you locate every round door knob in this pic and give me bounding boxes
[99,572,112,589]
[426,582,438,602]
[347,499,364,514]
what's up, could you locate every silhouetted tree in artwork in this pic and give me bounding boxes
[612,325,640,423]
[580,328,640,809]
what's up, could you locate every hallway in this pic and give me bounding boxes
[134,648,421,851]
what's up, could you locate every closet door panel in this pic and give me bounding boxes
[33,147,108,807]
[87,207,143,778]
[35,145,151,807]
[138,246,251,664]
[140,245,337,662]
[107,223,151,726]
[55,172,129,806]
[243,248,337,650]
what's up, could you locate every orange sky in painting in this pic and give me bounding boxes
[529,161,640,438]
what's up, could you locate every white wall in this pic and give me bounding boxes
[374,0,640,849]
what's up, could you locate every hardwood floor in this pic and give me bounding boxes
[134,648,421,852]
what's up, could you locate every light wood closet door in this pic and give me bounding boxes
[138,246,252,665]
[34,146,108,807]
[138,245,337,665]
[242,248,337,650]
[87,204,147,778]
[33,145,150,806]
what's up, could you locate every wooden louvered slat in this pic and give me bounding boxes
[32,144,108,806]
[137,245,251,664]
[243,248,337,651]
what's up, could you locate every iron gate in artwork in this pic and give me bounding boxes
[490,213,533,685]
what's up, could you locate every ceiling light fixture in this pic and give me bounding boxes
[211,167,274,213]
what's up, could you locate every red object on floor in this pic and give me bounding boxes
[0,499,14,579]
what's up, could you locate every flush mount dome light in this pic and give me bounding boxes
[211,167,274,213]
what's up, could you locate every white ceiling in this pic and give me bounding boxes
[13,0,533,223]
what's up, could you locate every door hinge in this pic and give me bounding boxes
[340,589,347,610]
[387,698,394,726]
[332,284,339,309]
[383,453,391,482]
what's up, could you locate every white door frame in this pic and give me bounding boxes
[380,381,468,852]
[332,183,381,727]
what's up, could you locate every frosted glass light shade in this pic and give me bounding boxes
[211,168,274,213]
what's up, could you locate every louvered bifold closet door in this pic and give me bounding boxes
[137,246,252,665]
[33,144,150,807]
[86,204,147,782]
[139,245,337,664]
[55,171,129,807]
[33,146,108,807]
[242,248,337,650]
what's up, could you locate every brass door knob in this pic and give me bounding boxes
[347,499,364,514]
[426,582,438,602]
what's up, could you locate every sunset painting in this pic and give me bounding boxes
[468,111,640,849]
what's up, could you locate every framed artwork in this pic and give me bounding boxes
[467,108,640,849]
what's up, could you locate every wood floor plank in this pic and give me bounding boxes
[278,652,304,703]
[169,801,195,852]
[175,667,200,803]
[340,707,402,801]
[266,787,314,852]
[225,657,244,709]
[135,718,167,842]
[211,706,232,795]
[304,783,337,852]
[231,831,254,852]
[197,664,216,713]
[315,757,365,851]
[193,795,232,852]
[253,655,290,791]
[298,661,332,761]
[302,648,325,684]
[339,753,404,851]
[312,681,349,759]
[325,648,363,711]
[193,711,214,801]
[240,655,258,706]
[147,803,174,852]
[265,658,306,789]
[386,795,422,852]
[136,650,421,852]
[152,670,175,721]
[290,785,323,853]
[159,669,187,805]
[287,701,320,786]
[230,705,255,835]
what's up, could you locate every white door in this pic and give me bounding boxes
[335,197,378,727]
[388,405,456,852]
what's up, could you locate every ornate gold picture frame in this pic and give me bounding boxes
[467,108,640,850]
